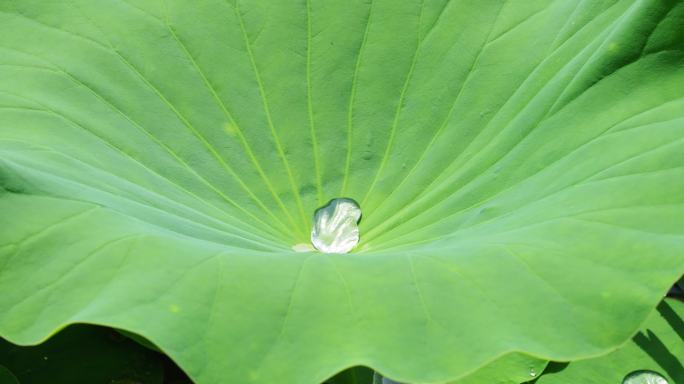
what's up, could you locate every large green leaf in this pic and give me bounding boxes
[536,299,684,383]
[377,353,548,384]
[1,0,683,383]
[448,354,547,384]
[335,354,547,384]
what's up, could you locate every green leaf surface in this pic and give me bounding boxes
[377,353,547,384]
[0,324,163,384]
[1,1,683,384]
[338,354,546,384]
[448,354,547,384]
[536,299,684,384]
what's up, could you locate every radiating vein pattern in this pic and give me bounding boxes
[1,1,683,384]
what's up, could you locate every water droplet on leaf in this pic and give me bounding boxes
[623,370,668,384]
[529,368,537,377]
[311,198,361,253]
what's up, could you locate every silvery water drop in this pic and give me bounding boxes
[311,198,361,253]
[529,368,537,377]
[623,370,668,384]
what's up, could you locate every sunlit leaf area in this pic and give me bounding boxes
[0,0,682,383]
